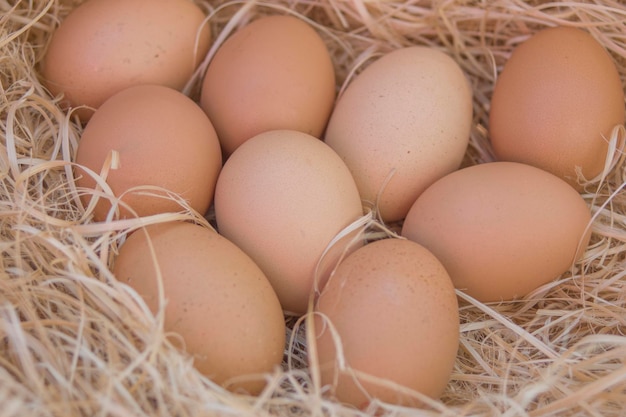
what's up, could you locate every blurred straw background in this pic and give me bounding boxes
[1,0,625,416]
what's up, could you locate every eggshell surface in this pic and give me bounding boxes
[401,161,592,302]
[75,84,222,221]
[489,26,625,188]
[214,130,363,315]
[113,221,286,394]
[312,238,460,408]
[42,0,211,120]
[200,15,336,156]
[324,46,473,223]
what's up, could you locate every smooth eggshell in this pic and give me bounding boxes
[75,84,222,221]
[324,46,473,223]
[313,238,460,408]
[401,161,592,302]
[214,130,363,315]
[42,0,211,120]
[200,15,336,157]
[489,26,625,188]
[113,221,286,394]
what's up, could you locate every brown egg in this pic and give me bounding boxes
[41,0,211,121]
[75,84,222,221]
[200,15,336,157]
[324,46,473,223]
[214,130,363,315]
[401,161,592,302]
[113,221,286,394]
[312,238,460,408]
[489,26,625,188]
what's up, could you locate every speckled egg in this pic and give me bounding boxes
[113,221,286,394]
[489,26,625,188]
[324,46,473,223]
[200,15,336,157]
[312,237,460,408]
[402,161,592,302]
[42,0,211,120]
[75,84,222,221]
[214,129,363,315]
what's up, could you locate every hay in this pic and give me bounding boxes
[1,0,626,415]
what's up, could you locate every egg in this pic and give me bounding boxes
[489,26,625,188]
[312,237,460,408]
[200,15,336,157]
[401,161,592,302]
[41,0,211,121]
[324,46,473,223]
[113,221,286,394]
[214,129,363,315]
[75,84,222,221]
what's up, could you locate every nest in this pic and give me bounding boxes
[1,0,625,416]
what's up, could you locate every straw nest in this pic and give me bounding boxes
[1,0,626,416]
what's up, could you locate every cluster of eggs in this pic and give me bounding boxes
[41,0,624,409]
